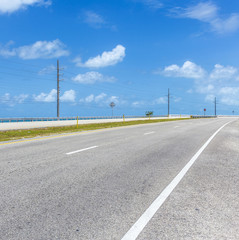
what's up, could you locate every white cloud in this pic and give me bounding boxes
[95,93,107,103]
[137,0,163,9]
[108,96,119,104]
[72,71,116,84]
[210,64,238,80]
[187,89,193,94]
[177,2,239,34]
[0,93,11,104]
[205,94,215,102]
[161,61,206,79]
[0,39,69,59]
[84,11,105,28]
[80,93,122,106]
[161,60,239,106]
[210,14,239,34]
[80,93,107,104]
[173,97,181,103]
[13,94,29,103]
[182,2,217,22]
[219,88,239,106]
[132,101,146,107]
[60,90,76,102]
[82,10,117,31]
[219,87,239,96]
[38,65,56,75]
[34,89,76,103]
[33,89,57,102]
[85,94,94,103]
[197,84,214,94]
[153,97,167,104]
[0,93,28,106]
[74,45,126,68]
[0,0,51,14]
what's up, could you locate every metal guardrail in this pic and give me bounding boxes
[191,115,217,118]
[0,115,169,123]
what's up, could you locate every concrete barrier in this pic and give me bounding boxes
[0,115,190,131]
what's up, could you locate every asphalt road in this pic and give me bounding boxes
[0,118,238,240]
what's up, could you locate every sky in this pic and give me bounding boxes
[0,0,239,117]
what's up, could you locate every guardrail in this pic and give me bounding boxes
[0,115,170,123]
[191,115,217,118]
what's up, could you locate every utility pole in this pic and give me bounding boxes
[57,60,60,118]
[214,97,217,116]
[168,88,170,117]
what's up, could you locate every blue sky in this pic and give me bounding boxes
[1,0,239,117]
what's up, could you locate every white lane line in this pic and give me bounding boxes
[66,146,98,155]
[144,131,155,135]
[174,126,179,128]
[121,121,232,240]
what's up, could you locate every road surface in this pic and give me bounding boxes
[0,118,238,239]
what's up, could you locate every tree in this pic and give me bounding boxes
[145,111,153,117]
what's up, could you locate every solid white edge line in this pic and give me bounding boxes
[144,131,155,135]
[121,121,232,240]
[66,146,98,155]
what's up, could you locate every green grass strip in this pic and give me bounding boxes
[0,118,190,142]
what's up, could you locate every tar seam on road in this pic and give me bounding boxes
[121,121,232,240]
[66,146,99,155]
[144,132,155,135]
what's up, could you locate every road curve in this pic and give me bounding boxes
[0,118,238,240]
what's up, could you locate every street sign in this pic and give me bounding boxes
[204,108,206,111]
[110,102,115,108]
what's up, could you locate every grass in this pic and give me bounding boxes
[0,118,190,142]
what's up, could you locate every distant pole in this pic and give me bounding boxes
[214,97,217,116]
[57,59,60,118]
[168,88,170,117]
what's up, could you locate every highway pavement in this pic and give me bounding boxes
[0,118,238,239]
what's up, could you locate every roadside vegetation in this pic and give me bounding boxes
[0,118,190,142]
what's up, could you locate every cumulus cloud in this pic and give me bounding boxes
[210,64,238,80]
[74,45,126,68]
[160,60,239,106]
[85,94,95,103]
[161,61,206,79]
[219,87,239,105]
[60,90,76,102]
[0,39,69,59]
[80,93,107,104]
[0,0,51,14]
[95,93,107,103]
[79,93,122,106]
[0,93,29,106]
[33,89,76,103]
[72,71,116,84]
[33,89,57,102]
[176,2,239,34]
